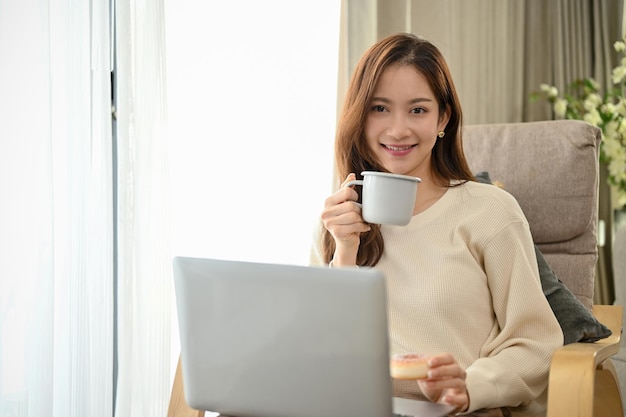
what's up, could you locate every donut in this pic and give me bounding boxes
[390,353,429,380]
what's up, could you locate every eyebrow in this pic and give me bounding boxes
[371,97,434,104]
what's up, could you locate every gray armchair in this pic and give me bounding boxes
[463,120,623,417]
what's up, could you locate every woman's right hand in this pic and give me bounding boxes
[321,173,371,266]
[417,353,469,413]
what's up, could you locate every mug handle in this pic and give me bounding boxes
[344,179,363,208]
[344,179,363,188]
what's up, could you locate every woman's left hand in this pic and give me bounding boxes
[417,352,469,412]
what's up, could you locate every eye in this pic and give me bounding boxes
[411,107,426,114]
[371,105,387,113]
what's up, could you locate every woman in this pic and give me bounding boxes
[310,33,562,415]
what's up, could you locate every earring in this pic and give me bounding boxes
[437,131,445,138]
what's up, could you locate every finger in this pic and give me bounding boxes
[427,352,455,367]
[340,173,357,188]
[322,201,370,236]
[421,376,466,388]
[324,185,360,210]
[324,173,360,209]
[442,391,467,404]
[322,200,362,222]
[426,364,466,380]
[417,378,467,412]
[324,207,371,234]
[440,389,469,413]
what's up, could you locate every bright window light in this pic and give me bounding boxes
[165,1,340,266]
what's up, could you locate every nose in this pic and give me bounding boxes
[387,114,411,140]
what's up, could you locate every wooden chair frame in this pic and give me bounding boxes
[167,355,203,417]
[546,305,623,417]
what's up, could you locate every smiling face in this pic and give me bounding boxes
[364,64,449,180]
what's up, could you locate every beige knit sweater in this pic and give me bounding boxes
[311,181,563,414]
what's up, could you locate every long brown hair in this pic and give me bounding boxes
[322,33,474,266]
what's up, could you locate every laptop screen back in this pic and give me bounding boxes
[173,256,393,417]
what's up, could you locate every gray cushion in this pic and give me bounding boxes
[474,171,611,344]
[535,245,611,344]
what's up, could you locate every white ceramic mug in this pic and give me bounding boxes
[345,171,421,226]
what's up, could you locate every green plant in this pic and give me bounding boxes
[531,38,626,209]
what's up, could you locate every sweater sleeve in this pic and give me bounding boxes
[464,219,563,411]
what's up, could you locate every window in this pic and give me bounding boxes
[165,1,341,265]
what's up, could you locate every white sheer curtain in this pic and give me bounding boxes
[0,0,114,416]
[114,0,172,416]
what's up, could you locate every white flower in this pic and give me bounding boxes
[540,84,558,98]
[612,65,626,84]
[553,98,568,117]
[605,121,619,139]
[608,156,626,184]
[615,41,626,52]
[584,93,602,111]
[584,108,603,126]
[548,86,558,99]
[602,102,617,115]
[604,135,625,159]
[616,98,626,117]
[603,136,626,184]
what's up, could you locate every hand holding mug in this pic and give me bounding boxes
[321,174,372,264]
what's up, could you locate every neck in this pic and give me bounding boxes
[413,178,448,214]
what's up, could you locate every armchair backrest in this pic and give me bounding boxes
[462,120,602,309]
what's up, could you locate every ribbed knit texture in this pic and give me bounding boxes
[311,181,563,414]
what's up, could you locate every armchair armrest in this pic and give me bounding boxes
[547,304,623,417]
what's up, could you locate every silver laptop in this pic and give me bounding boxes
[173,256,455,417]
